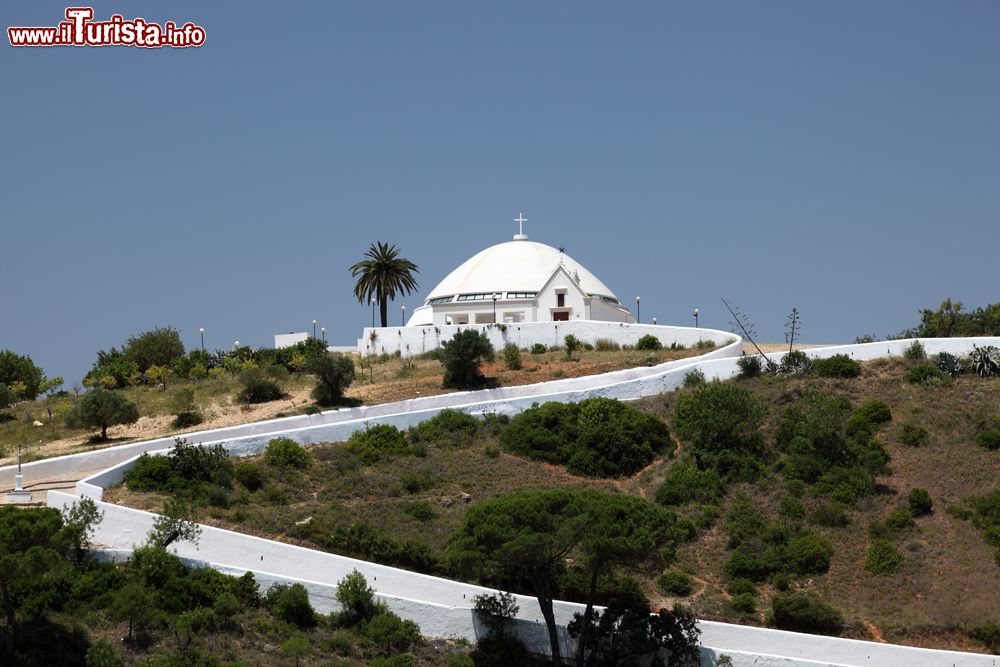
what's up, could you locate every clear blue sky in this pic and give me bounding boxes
[3,1,998,386]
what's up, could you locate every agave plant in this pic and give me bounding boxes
[967,345,1000,378]
[936,352,964,378]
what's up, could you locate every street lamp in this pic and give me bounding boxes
[370,297,376,328]
[652,317,657,325]
[491,292,498,323]
[693,308,700,328]
[401,305,406,326]
[199,327,205,352]
[312,319,317,338]
[320,327,326,342]
[635,296,641,323]
[234,340,240,350]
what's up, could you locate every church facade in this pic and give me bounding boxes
[405,217,634,327]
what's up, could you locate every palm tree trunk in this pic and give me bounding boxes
[379,293,388,328]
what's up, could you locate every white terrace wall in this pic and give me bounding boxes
[358,320,734,357]
[1,327,739,492]
[48,491,999,667]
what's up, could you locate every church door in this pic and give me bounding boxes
[553,311,570,321]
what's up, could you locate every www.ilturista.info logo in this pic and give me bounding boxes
[8,7,205,48]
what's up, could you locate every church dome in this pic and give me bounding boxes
[424,239,619,303]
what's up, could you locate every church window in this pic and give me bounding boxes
[428,296,453,305]
[507,292,537,299]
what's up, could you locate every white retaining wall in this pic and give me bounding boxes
[48,490,999,667]
[358,320,734,357]
[1,325,739,492]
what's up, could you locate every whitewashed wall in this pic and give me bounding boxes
[1,326,739,491]
[357,320,734,357]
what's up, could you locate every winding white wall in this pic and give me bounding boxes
[18,336,1000,666]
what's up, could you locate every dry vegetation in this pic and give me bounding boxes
[110,356,1000,654]
[1,345,702,467]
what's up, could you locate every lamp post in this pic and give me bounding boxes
[635,296,641,323]
[199,327,205,352]
[320,327,326,342]
[312,320,317,338]
[401,305,406,326]
[234,340,240,350]
[370,297,376,328]
[492,292,498,323]
[652,317,657,325]
[693,308,700,328]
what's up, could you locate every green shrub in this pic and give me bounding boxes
[237,367,285,404]
[124,441,233,493]
[265,583,315,627]
[265,437,311,469]
[900,423,930,447]
[736,355,762,379]
[234,462,263,491]
[976,430,1000,451]
[682,369,706,388]
[563,335,583,360]
[730,592,756,615]
[405,501,436,522]
[655,462,725,506]
[335,569,379,626]
[64,388,140,440]
[779,350,811,374]
[865,539,903,574]
[723,580,754,601]
[852,399,893,427]
[500,398,670,478]
[440,330,494,388]
[347,424,410,464]
[503,343,522,371]
[409,410,480,448]
[786,534,834,575]
[770,594,843,635]
[906,364,944,385]
[674,384,768,483]
[636,334,662,351]
[656,570,694,597]
[813,354,861,379]
[902,340,926,360]
[883,508,915,534]
[908,488,933,516]
[724,548,769,582]
[530,343,547,354]
[400,467,437,493]
[809,504,850,528]
[306,352,355,407]
[778,496,805,520]
[971,620,1000,654]
[363,608,423,655]
[594,338,620,351]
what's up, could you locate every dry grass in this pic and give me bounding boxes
[109,357,1000,653]
[2,344,704,467]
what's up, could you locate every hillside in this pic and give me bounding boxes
[108,354,1000,655]
[0,344,703,467]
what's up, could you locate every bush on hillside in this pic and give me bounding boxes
[865,539,903,574]
[439,330,494,388]
[125,441,233,493]
[902,340,926,361]
[908,488,933,516]
[906,364,944,385]
[265,583,315,628]
[770,594,843,635]
[899,423,929,447]
[530,343,547,354]
[0,349,45,401]
[977,430,1000,451]
[64,388,140,441]
[503,343,522,370]
[500,398,670,478]
[813,354,861,379]
[265,437,310,470]
[409,410,481,448]
[736,355,763,379]
[305,352,355,406]
[347,424,410,464]
[636,335,662,351]
[655,462,725,506]
[237,367,286,404]
[656,570,694,597]
[674,383,768,483]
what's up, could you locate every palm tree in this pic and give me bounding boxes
[350,242,419,327]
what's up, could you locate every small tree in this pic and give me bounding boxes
[281,636,311,667]
[60,496,104,562]
[124,326,185,372]
[0,350,45,401]
[439,330,494,388]
[305,352,355,406]
[564,335,583,360]
[148,498,202,548]
[64,388,139,440]
[335,569,379,626]
[503,343,522,371]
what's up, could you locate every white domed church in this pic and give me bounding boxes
[405,215,634,327]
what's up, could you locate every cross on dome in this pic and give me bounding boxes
[513,212,529,240]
